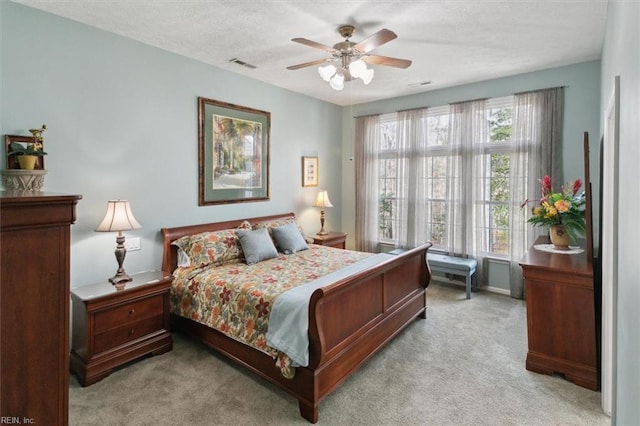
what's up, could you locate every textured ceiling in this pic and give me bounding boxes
[14,0,608,106]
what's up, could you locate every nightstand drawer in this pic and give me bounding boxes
[94,314,164,354]
[94,294,163,333]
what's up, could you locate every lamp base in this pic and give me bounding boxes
[316,230,329,236]
[109,271,132,285]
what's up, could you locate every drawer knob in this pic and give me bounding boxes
[129,329,135,335]
[129,309,135,315]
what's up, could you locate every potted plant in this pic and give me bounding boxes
[522,175,586,249]
[8,140,47,170]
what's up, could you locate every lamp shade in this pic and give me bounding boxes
[348,59,367,78]
[312,190,334,209]
[318,64,337,82]
[361,67,375,85]
[329,72,344,91]
[95,200,141,232]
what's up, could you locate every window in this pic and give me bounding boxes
[376,97,514,256]
[477,98,513,255]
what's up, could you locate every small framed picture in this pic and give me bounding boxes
[302,156,318,187]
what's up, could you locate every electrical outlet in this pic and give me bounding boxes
[125,237,141,251]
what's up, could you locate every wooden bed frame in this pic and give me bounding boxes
[161,213,431,423]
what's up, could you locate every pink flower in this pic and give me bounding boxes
[539,175,552,196]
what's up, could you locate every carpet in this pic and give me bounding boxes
[69,282,609,425]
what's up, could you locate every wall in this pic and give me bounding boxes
[600,1,640,424]
[340,61,601,291]
[0,2,344,288]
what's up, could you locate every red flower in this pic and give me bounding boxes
[188,280,200,294]
[255,298,270,318]
[223,236,236,248]
[572,178,582,195]
[220,287,232,304]
[539,175,552,196]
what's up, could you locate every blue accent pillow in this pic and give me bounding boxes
[236,228,278,265]
[272,222,309,254]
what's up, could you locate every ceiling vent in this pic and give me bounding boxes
[409,81,431,87]
[228,58,257,69]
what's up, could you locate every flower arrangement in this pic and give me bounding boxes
[522,175,586,242]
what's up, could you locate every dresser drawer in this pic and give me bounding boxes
[94,314,164,354]
[94,294,163,333]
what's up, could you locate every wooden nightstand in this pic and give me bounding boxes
[70,270,173,386]
[310,231,347,249]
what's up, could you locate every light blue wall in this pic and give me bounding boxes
[601,1,640,424]
[1,2,344,288]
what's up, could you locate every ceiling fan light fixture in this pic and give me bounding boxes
[290,26,408,91]
[329,72,344,91]
[360,67,375,85]
[318,64,337,82]
[348,59,367,79]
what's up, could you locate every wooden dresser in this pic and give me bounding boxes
[519,236,598,390]
[0,191,81,426]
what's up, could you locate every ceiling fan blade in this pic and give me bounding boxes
[291,38,336,53]
[363,55,412,69]
[287,58,333,70]
[353,28,397,53]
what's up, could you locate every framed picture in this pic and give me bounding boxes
[4,135,44,170]
[302,156,318,187]
[198,97,270,205]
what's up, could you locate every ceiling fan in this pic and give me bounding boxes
[287,25,412,90]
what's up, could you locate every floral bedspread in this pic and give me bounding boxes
[170,244,372,378]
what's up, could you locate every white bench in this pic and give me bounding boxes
[389,249,478,299]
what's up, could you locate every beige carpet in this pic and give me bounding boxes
[69,283,610,425]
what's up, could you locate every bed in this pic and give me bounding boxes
[161,212,431,423]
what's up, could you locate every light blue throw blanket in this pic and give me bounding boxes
[266,253,393,367]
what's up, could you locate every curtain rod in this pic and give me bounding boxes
[514,85,566,96]
[352,112,382,118]
[396,106,429,113]
[449,97,489,106]
[353,105,429,117]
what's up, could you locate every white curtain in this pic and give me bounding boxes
[395,108,429,248]
[354,114,381,252]
[447,99,488,287]
[508,87,564,298]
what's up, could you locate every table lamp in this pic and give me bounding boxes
[312,190,333,235]
[95,200,142,285]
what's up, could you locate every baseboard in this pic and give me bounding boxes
[430,276,511,296]
[482,286,511,296]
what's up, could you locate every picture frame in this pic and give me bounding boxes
[5,135,44,170]
[198,97,270,205]
[302,156,318,187]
